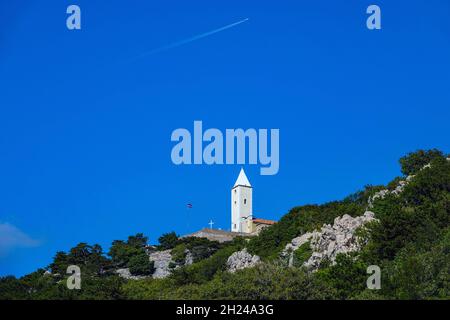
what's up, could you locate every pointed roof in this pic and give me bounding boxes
[233,168,252,188]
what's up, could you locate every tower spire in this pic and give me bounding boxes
[233,168,251,188]
[231,168,253,233]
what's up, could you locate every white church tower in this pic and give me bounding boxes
[231,168,253,233]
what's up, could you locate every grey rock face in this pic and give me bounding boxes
[115,268,148,280]
[226,248,261,273]
[185,250,194,266]
[283,211,376,271]
[116,249,191,280]
[284,232,313,254]
[149,249,173,279]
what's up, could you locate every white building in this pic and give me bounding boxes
[184,169,276,242]
[231,168,253,233]
[231,169,276,234]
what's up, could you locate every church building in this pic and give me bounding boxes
[183,169,276,242]
[231,168,276,234]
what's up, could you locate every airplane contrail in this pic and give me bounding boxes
[132,18,249,60]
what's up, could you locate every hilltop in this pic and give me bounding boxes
[1,149,449,300]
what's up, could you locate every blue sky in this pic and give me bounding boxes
[0,0,449,277]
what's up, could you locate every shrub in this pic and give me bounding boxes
[171,243,187,265]
[171,241,244,285]
[199,263,337,300]
[316,254,368,299]
[180,237,222,262]
[292,242,312,267]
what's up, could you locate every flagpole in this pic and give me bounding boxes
[186,203,192,234]
[187,206,190,234]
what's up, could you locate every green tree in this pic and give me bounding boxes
[108,233,149,267]
[49,251,69,275]
[127,233,148,248]
[399,149,444,176]
[128,253,155,276]
[67,243,110,275]
[0,276,28,300]
[316,254,368,299]
[158,232,179,250]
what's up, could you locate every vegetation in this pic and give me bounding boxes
[108,233,153,276]
[1,149,448,300]
[292,242,313,267]
[246,186,379,260]
[128,254,155,276]
[157,232,179,250]
[399,148,444,176]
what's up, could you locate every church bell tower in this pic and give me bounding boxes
[231,168,253,233]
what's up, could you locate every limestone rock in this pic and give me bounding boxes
[116,248,192,280]
[185,250,194,266]
[149,249,173,279]
[283,211,376,271]
[285,233,313,253]
[115,268,147,280]
[226,248,261,273]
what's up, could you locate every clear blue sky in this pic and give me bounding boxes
[1,0,449,276]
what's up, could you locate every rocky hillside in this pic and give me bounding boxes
[282,211,376,270]
[115,159,432,280]
[1,149,449,300]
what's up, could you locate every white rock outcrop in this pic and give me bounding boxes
[149,250,173,279]
[115,268,148,280]
[226,249,261,273]
[368,179,408,208]
[368,182,407,207]
[116,248,193,280]
[283,211,376,271]
[184,250,194,266]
